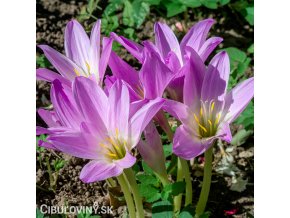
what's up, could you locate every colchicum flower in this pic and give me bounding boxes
[111,19,222,101]
[37,19,112,86]
[37,77,164,182]
[163,48,254,159]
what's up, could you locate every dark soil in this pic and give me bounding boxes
[36,0,254,217]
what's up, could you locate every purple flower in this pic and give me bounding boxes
[37,77,164,182]
[163,48,254,159]
[111,19,222,101]
[37,19,113,86]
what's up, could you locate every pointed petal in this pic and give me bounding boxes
[51,80,82,129]
[129,98,164,148]
[183,47,206,110]
[167,76,185,102]
[38,45,81,80]
[162,99,191,124]
[180,19,215,53]
[99,37,113,83]
[64,20,90,72]
[224,77,254,123]
[154,22,182,63]
[108,80,130,137]
[140,50,175,99]
[73,77,108,132]
[217,122,232,143]
[173,125,214,159]
[108,51,140,88]
[110,32,144,62]
[201,51,230,103]
[36,68,71,87]
[80,160,122,183]
[199,37,223,62]
[47,131,100,159]
[115,151,136,168]
[38,109,61,127]
[89,19,101,75]
[137,123,167,175]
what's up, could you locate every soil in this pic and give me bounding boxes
[36,0,254,217]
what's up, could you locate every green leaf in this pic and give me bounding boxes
[222,47,247,64]
[244,6,254,25]
[247,44,254,54]
[142,161,154,175]
[132,1,150,28]
[201,0,218,9]
[36,55,51,68]
[163,143,172,158]
[36,208,44,218]
[161,181,185,201]
[178,205,195,217]
[219,0,230,6]
[152,201,173,218]
[139,184,161,203]
[104,0,123,16]
[180,0,201,8]
[145,0,161,5]
[123,0,134,27]
[101,15,119,35]
[231,129,253,146]
[165,1,187,17]
[136,173,159,186]
[234,101,254,130]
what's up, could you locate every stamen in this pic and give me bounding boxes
[200,107,203,117]
[215,113,221,125]
[194,114,199,123]
[74,68,80,76]
[115,128,119,138]
[211,102,215,111]
[198,123,208,133]
[107,152,117,158]
[85,61,91,74]
[208,120,212,126]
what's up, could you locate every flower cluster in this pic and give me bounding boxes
[36,19,253,217]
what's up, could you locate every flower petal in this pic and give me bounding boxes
[199,37,223,62]
[223,77,254,123]
[162,99,191,124]
[108,80,130,137]
[64,20,90,73]
[38,109,61,127]
[47,131,100,159]
[36,68,71,87]
[51,80,82,129]
[129,98,165,148]
[154,22,182,63]
[73,76,108,131]
[140,50,175,99]
[89,19,101,75]
[180,19,215,54]
[137,122,167,175]
[201,51,230,103]
[183,47,206,110]
[115,151,136,168]
[80,160,123,183]
[38,45,81,80]
[99,37,113,83]
[173,125,214,159]
[111,32,144,62]
[217,122,232,143]
[108,51,140,89]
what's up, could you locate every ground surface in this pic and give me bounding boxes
[36,0,254,217]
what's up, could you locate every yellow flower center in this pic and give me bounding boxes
[193,100,221,138]
[99,128,127,160]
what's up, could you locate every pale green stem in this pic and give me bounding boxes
[107,177,116,187]
[195,147,213,217]
[155,172,170,187]
[124,169,145,218]
[117,174,136,218]
[180,158,192,206]
[174,157,183,212]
